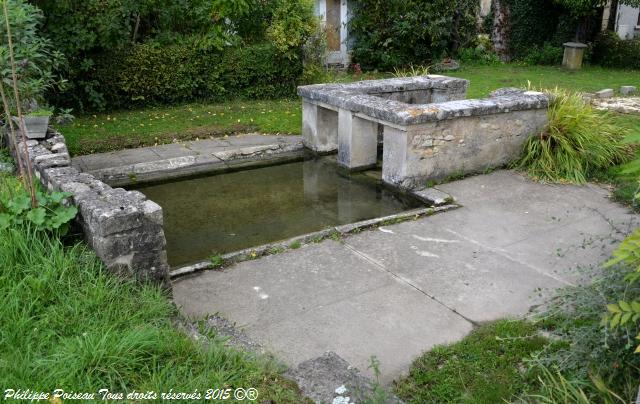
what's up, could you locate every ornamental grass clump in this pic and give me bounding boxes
[516,88,632,183]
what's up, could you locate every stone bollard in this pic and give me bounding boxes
[562,42,588,70]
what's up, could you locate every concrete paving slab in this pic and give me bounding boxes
[113,147,163,165]
[72,151,125,172]
[173,241,394,326]
[149,143,200,159]
[172,170,639,385]
[343,227,563,323]
[245,281,472,383]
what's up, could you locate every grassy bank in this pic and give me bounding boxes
[60,64,640,156]
[0,171,305,401]
[394,320,550,403]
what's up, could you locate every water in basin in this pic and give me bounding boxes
[131,157,423,267]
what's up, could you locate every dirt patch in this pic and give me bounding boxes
[76,123,258,155]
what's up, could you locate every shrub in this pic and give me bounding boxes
[523,43,564,65]
[91,42,302,109]
[266,0,318,54]
[527,257,640,400]
[504,0,569,60]
[593,31,640,70]
[515,88,631,183]
[457,46,502,66]
[0,0,66,113]
[348,0,479,71]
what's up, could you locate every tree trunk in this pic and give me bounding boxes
[491,0,511,61]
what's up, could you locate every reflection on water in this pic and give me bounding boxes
[132,157,422,267]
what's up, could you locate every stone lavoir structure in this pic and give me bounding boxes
[4,131,170,286]
[298,75,549,189]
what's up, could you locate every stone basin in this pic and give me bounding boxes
[298,76,549,189]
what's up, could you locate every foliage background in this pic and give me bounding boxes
[31,0,315,110]
[348,0,479,70]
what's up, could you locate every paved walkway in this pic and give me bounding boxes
[72,134,303,186]
[172,170,638,383]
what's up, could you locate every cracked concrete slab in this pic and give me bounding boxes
[172,170,639,385]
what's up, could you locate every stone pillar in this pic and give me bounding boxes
[381,125,410,188]
[562,42,588,70]
[337,109,378,170]
[302,100,339,153]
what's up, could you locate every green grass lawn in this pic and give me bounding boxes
[60,99,302,156]
[60,64,640,156]
[448,64,640,99]
[0,170,306,402]
[394,320,552,403]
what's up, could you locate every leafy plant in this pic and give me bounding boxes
[0,187,77,234]
[515,87,631,183]
[0,0,66,114]
[523,43,564,66]
[457,46,502,66]
[593,31,640,70]
[392,65,431,77]
[528,259,640,401]
[266,0,318,56]
[209,254,224,268]
[54,107,74,124]
[604,228,640,353]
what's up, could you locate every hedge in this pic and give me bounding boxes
[593,31,640,70]
[90,42,303,109]
[348,0,479,70]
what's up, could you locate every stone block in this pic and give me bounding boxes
[596,89,614,99]
[412,187,453,206]
[621,86,637,96]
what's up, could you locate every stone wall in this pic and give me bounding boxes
[4,130,170,286]
[382,108,548,188]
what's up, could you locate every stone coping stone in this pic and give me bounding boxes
[298,76,548,126]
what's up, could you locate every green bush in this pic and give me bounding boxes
[523,43,564,65]
[457,46,502,66]
[515,88,631,183]
[92,42,302,109]
[593,31,640,70]
[348,0,479,70]
[487,0,582,63]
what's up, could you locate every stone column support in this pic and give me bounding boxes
[302,100,338,153]
[337,109,378,170]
